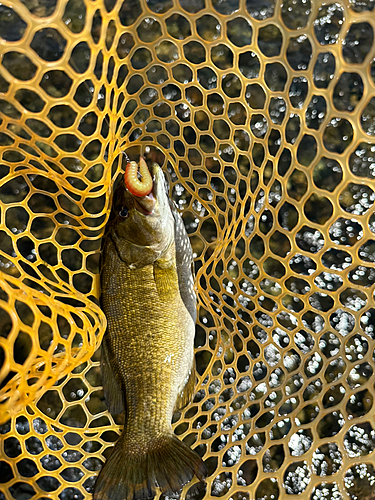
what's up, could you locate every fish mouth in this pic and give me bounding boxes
[133,191,156,215]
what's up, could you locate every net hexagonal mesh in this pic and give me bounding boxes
[1,0,375,498]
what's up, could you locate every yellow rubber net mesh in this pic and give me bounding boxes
[1,0,375,498]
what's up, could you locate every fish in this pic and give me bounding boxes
[93,157,207,500]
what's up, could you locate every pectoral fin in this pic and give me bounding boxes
[174,363,196,412]
[101,337,125,415]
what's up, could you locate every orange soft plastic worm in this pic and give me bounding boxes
[124,157,153,197]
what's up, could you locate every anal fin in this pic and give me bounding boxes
[174,362,196,412]
[101,337,125,415]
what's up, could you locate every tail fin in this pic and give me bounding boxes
[93,434,207,500]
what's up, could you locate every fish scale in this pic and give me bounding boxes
[101,238,194,440]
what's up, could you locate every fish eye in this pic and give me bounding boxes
[118,207,129,218]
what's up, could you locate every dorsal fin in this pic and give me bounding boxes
[170,203,197,323]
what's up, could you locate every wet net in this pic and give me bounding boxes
[1,0,375,498]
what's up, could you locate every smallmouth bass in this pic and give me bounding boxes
[93,158,207,500]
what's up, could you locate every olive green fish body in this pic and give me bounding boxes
[101,238,194,442]
[94,163,207,500]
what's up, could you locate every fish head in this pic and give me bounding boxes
[108,160,175,267]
